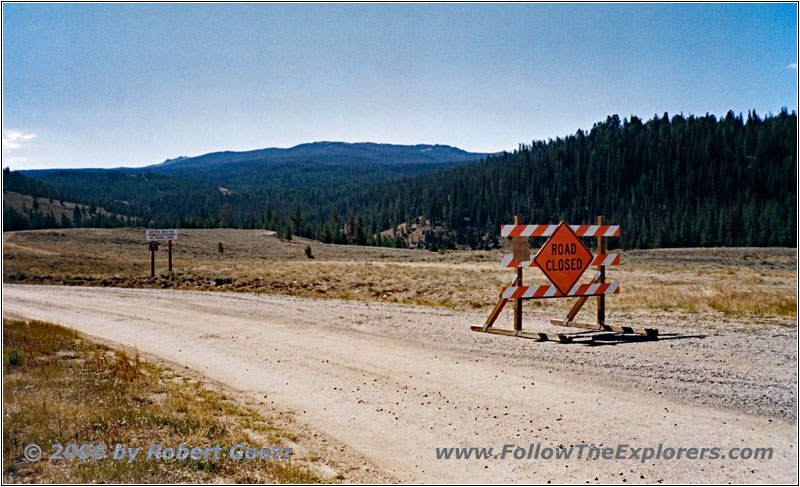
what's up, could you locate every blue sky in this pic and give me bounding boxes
[2,3,797,169]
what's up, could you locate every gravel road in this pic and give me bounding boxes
[3,284,796,483]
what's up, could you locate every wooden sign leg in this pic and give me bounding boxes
[168,240,173,274]
[597,215,606,325]
[557,271,601,326]
[484,299,507,331]
[150,250,155,278]
[483,274,519,331]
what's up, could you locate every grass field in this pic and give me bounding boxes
[3,227,796,322]
[2,318,317,483]
[2,318,381,483]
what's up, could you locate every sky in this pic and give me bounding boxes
[2,3,797,170]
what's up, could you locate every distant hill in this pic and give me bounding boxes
[3,170,133,231]
[8,141,490,235]
[148,141,489,171]
[3,191,110,219]
[20,141,491,193]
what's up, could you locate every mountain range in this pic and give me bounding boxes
[150,141,490,171]
[18,141,492,193]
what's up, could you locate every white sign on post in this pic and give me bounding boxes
[146,229,179,242]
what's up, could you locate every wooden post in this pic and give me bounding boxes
[513,215,523,333]
[483,274,519,331]
[150,249,155,278]
[168,240,173,273]
[560,271,601,326]
[597,215,606,325]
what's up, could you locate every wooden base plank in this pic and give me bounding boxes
[470,326,572,343]
[549,319,658,336]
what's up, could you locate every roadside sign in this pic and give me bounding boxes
[146,230,176,276]
[146,229,178,242]
[533,221,592,295]
[475,215,647,342]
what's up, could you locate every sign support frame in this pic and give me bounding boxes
[473,215,657,342]
[146,229,177,277]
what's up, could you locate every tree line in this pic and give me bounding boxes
[304,109,796,249]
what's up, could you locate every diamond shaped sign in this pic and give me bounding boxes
[533,222,593,295]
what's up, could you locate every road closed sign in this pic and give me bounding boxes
[533,221,593,295]
[146,229,178,242]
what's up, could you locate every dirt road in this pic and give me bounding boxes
[3,285,796,483]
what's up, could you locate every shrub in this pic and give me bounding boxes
[7,349,23,366]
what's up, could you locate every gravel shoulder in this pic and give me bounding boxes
[3,284,796,483]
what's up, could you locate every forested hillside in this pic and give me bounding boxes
[2,169,131,230]
[331,109,796,249]
[5,110,796,249]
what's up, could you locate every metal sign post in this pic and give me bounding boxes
[148,241,159,277]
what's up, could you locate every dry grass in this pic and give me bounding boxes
[2,318,325,483]
[3,228,796,321]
